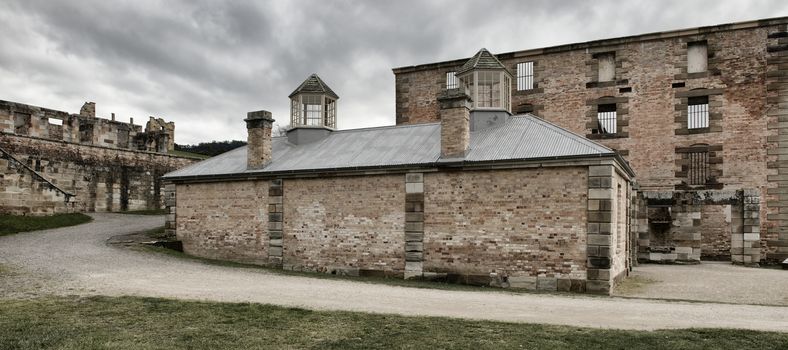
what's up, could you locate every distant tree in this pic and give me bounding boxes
[174,140,247,157]
[274,123,290,137]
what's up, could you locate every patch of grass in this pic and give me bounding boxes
[0,213,92,236]
[117,209,169,215]
[0,296,785,350]
[168,149,210,159]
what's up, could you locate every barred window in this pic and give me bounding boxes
[687,148,709,185]
[596,103,617,134]
[446,72,458,89]
[687,96,709,129]
[516,62,534,90]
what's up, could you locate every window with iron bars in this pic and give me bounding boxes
[686,149,709,185]
[446,72,458,89]
[596,103,617,134]
[687,96,709,129]
[516,62,534,91]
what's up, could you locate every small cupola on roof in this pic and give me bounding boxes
[288,73,339,129]
[455,48,512,113]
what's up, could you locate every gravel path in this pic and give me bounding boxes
[1,213,786,332]
[614,262,788,306]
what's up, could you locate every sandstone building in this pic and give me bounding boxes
[165,16,788,295]
[0,100,196,214]
[391,17,788,265]
[166,68,635,294]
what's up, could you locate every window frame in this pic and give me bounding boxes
[596,103,617,134]
[446,71,459,90]
[687,96,709,130]
[516,61,534,91]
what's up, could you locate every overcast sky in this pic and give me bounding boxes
[1,1,787,144]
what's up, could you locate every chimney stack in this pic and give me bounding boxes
[245,110,275,169]
[437,90,472,158]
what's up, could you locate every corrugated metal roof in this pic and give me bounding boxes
[163,114,614,179]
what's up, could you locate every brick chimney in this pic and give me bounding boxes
[437,90,472,158]
[245,110,275,169]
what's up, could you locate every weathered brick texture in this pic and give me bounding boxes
[282,175,406,274]
[176,180,269,265]
[423,168,589,284]
[394,22,784,261]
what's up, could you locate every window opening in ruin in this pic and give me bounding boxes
[597,52,616,82]
[48,118,63,126]
[687,41,708,73]
[596,103,617,134]
[446,71,458,89]
[516,62,534,90]
[13,112,30,135]
[687,96,709,129]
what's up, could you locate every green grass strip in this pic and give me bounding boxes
[0,213,92,236]
[0,296,785,350]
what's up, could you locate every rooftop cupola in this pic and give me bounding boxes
[455,48,512,114]
[288,73,339,129]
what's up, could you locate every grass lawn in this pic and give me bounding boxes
[0,213,92,236]
[0,296,785,350]
[168,149,210,159]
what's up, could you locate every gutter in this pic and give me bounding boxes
[163,151,633,183]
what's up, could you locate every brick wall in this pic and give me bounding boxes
[0,134,195,215]
[394,23,782,260]
[423,168,588,283]
[174,164,633,294]
[282,175,406,274]
[176,180,270,265]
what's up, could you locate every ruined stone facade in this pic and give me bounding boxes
[1,100,195,215]
[392,18,788,263]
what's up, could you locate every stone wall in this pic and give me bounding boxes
[1,100,175,153]
[282,175,406,275]
[393,20,786,262]
[175,180,270,265]
[423,167,588,291]
[1,134,195,215]
[174,163,633,294]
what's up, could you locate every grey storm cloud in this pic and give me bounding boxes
[1,0,787,144]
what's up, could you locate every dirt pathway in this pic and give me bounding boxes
[1,213,786,332]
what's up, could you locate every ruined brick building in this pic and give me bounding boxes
[391,17,788,265]
[164,16,788,295]
[0,100,196,214]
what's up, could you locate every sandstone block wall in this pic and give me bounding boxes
[1,100,175,153]
[393,21,786,261]
[423,168,589,291]
[1,134,195,215]
[174,164,632,294]
[175,180,270,265]
[282,175,406,274]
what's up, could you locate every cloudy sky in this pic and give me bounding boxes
[1,1,787,144]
